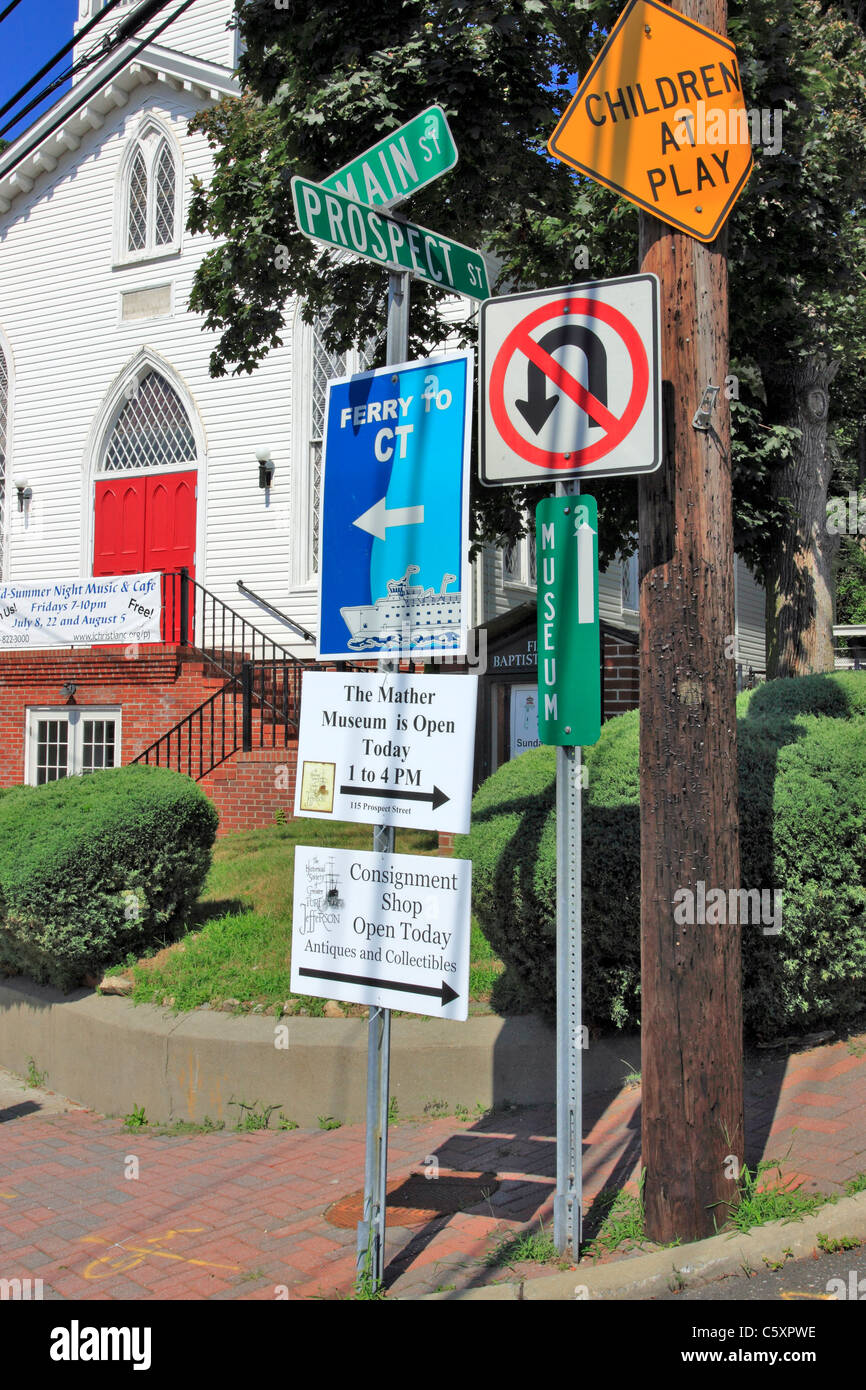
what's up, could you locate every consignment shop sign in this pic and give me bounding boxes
[0,573,162,649]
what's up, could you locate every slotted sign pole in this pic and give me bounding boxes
[294,116,479,1291]
[535,483,600,1260]
[553,479,582,1261]
[355,268,410,1287]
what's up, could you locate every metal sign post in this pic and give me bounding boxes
[355,269,409,1289]
[551,479,583,1262]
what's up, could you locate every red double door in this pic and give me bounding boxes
[93,471,196,642]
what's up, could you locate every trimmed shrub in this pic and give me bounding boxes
[457,671,866,1041]
[0,765,218,991]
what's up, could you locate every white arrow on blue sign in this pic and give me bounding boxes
[318,350,473,662]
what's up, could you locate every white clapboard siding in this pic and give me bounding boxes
[73,0,237,79]
[735,554,767,677]
[0,73,323,654]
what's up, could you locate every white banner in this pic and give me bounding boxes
[0,573,163,650]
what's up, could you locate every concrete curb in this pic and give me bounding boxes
[0,976,639,1128]
[418,1191,866,1300]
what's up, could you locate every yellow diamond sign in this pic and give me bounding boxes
[548,0,754,242]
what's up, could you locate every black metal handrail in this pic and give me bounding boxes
[236,579,316,645]
[133,677,296,780]
[138,570,369,780]
[134,570,306,778]
[160,568,305,704]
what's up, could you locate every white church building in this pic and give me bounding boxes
[0,0,766,826]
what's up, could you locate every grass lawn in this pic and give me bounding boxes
[121,820,504,1016]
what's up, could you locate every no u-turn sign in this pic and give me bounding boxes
[479,275,661,485]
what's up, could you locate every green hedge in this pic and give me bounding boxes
[0,765,218,991]
[456,672,866,1041]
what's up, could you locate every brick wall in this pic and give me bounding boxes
[0,646,299,834]
[204,746,298,835]
[603,632,639,719]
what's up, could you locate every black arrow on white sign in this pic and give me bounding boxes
[298,967,460,1008]
[339,783,449,811]
[516,324,608,434]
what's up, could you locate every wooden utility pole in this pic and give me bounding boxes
[637,0,744,1244]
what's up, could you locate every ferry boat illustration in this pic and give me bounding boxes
[341,566,460,650]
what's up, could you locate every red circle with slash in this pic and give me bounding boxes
[489,295,649,468]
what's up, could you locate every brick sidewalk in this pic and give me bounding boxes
[1,1036,864,1300]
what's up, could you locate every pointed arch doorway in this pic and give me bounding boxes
[92,368,199,642]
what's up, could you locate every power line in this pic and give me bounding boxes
[0,0,201,174]
[0,0,190,141]
[0,0,133,126]
[3,1,192,141]
[0,0,27,26]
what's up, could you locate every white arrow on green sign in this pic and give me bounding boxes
[321,106,458,210]
[536,493,601,747]
[291,175,491,301]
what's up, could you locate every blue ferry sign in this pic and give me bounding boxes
[318,350,473,661]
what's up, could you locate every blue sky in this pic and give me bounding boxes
[0,0,78,142]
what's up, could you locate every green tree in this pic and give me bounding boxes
[187,0,866,622]
[727,0,866,674]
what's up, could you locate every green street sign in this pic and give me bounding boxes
[291,176,491,301]
[321,106,458,210]
[536,494,601,747]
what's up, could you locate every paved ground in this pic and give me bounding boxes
[656,1245,865,1301]
[1,1034,865,1300]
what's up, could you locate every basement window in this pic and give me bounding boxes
[26,708,120,786]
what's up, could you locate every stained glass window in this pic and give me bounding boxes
[124,130,178,257]
[103,372,196,471]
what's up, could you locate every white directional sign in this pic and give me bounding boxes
[294,670,478,834]
[291,845,471,1019]
[479,275,662,485]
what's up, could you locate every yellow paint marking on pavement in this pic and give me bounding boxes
[0,1192,19,1199]
[80,1226,242,1280]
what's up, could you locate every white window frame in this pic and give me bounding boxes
[291,300,374,590]
[620,544,639,615]
[115,118,182,267]
[0,329,12,583]
[25,707,122,787]
[501,526,536,592]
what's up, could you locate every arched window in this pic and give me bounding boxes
[101,371,196,472]
[120,125,180,260]
[302,313,377,581]
[0,345,7,579]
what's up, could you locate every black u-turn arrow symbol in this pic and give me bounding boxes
[515,324,608,434]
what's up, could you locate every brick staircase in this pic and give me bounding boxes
[131,574,315,832]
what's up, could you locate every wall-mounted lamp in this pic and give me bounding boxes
[255,448,275,489]
[14,477,32,513]
[62,682,77,706]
